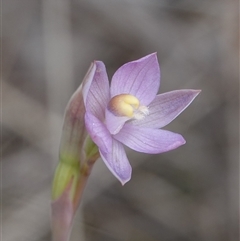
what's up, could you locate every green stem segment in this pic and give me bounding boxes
[51,136,99,241]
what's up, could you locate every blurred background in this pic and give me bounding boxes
[2,0,239,240]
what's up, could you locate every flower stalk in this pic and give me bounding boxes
[51,136,99,241]
[51,63,99,241]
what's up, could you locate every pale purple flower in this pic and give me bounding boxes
[83,53,200,185]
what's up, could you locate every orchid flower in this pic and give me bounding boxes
[83,53,200,185]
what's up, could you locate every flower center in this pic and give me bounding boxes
[108,94,149,120]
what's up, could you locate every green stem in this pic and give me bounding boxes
[73,154,99,211]
[51,136,99,241]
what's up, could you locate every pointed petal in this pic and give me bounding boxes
[85,112,112,153]
[99,140,132,185]
[132,89,201,129]
[83,61,110,121]
[105,108,131,135]
[110,53,160,106]
[114,124,186,154]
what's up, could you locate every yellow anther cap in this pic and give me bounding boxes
[108,94,140,117]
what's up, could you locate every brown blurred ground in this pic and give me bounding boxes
[2,0,239,241]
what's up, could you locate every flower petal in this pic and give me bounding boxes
[99,139,132,185]
[83,61,110,121]
[132,89,201,129]
[110,53,160,106]
[105,108,131,135]
[114,124,186,154]
[85,112,112,153]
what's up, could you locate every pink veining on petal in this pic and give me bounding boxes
[99,139,132,185]
[132,89,201,129]
[83,61,110,121]
[114,123,186,154]
[110,53,160,106]
[85,112,112,153]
